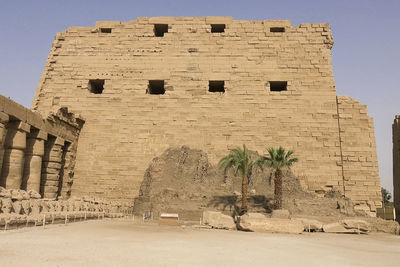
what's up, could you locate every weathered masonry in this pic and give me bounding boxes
[393,115,400,222]
[0,95,84,199]
[31,17,382,213]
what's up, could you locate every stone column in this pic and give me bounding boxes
[22,130,47,193]
[41,137,64,199]
[0,121,31,189]
[0,112,9,174]
[59,142,75,199]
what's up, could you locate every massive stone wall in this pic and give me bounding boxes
[31,17,381,212]
[393,115,400,222]
[337,96,381,212]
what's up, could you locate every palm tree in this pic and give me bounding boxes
[219,144,255,214]
[257,147,298,210]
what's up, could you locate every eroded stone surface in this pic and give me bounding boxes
[202,211,236,230]
[323,222,352,233]
[238,213,304,234]
[340,219,369,232]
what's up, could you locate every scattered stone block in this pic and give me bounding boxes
[159,213,180,226]
[238,213,303,234]
[340,219,369,232]
[368,217,400,234]
[322,222,352,233]
[202,211,236,230]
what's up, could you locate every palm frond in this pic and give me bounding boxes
[218,144,255,178]
[258,146,299,171]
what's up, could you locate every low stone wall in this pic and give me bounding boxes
[0,187,130,229]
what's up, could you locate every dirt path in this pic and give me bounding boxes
[0,220,399,267]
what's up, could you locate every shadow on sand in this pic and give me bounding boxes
[207,195,274,213]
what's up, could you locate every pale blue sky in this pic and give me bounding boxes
[1,0,399,194]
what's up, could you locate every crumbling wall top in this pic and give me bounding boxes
[0,95,84,142]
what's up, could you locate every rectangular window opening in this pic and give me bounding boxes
[100,28,112,33]
[270,81,287,92]
[209,81,225,93]
[211,24,225,33]
[88,79,105,94]
[270,27,285,33]
[148,80,165,95]
[154,24,168,37]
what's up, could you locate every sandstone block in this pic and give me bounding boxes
[238,213,303,234]
[41,174,60,182]
[202,211,236,230]
[322,222,352,233]
[340,219,369,232]
[159,213,180,226]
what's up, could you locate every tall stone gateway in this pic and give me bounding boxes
[393,115,400,222]
[31,17,382,213]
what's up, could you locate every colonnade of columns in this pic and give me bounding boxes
[0,111,71,199]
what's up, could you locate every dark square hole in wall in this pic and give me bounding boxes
[88,79,105,94]
[100,28,112,33]
[211,24,225,33]
[148,80,165,94]
[154,24,168,37]
[270,81,287,92]
[209,81,225,93]
[270,27,285,33]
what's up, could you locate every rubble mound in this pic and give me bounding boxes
[133,146,358,221]
[133,146,266,220]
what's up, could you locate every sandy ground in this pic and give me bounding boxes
[0,219,399,267]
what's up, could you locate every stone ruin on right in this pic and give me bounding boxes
[393,115,400,223]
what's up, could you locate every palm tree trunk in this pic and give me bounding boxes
[274,169,283,209]
[241,174,248,214]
